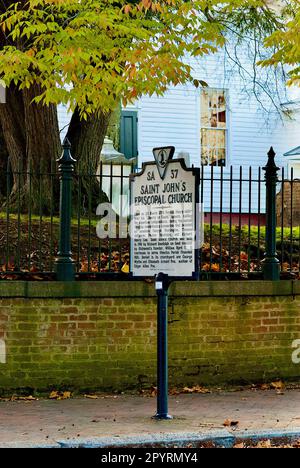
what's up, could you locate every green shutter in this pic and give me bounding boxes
[120,111,138,160]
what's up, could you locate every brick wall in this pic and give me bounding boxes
[0,281,300,394]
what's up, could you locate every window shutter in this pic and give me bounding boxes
[120,111,138,160]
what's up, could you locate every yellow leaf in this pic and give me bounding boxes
[183,385,210,394]
[49,390,71,400]
[121,263,130,274]
[271,381,285,390]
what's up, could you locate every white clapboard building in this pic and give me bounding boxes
[58,48,300,216]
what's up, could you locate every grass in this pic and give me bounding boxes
[206,224,300,244]
[0,211,99,228]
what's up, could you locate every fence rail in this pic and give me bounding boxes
[0,142,299,281]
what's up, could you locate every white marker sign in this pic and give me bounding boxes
[130,158,199,278]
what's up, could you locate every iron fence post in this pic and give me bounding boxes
[262,147,280,281]
[55,137,76,281]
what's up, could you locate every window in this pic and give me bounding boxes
[201,89,228,167]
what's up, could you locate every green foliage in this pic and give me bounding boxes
[260,1,300,87]
[0,0,273,118]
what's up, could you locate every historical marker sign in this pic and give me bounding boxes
[130,147,200,419]
[130,150,200,279]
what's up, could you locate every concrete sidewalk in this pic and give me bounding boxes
[0,389,300,448]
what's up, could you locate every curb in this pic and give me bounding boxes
[2,428,300,448]
[58,430,233,449]
[57,428,300,449]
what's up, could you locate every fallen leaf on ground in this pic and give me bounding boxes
[10,395,37,401]
[223,419,239,427]
[260,384,270,390]
[256,440,272,449]
[84,394,99,399]
[49,391,72,400]
[121,263,129,274]
[233,443,245,449]
[271,381,285,390]
[182,385,210,394]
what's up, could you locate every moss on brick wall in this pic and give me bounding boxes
[0,281,300,394]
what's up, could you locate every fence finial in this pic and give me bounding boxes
[63,137,71,148]
[264,147,279,178]
[269,146,275,157]
[57,137,76,164]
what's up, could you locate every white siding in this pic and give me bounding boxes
[137,87,199,164]
[57,104,72,141]
[280,109,300,157]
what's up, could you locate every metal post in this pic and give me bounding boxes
[55,137,76,281]
[262,147,280,281]
[154,273,172,420]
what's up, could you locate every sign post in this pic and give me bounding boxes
[130,147,200,419]
[155,272,171,419]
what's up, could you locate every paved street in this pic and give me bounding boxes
[0,389,300,447]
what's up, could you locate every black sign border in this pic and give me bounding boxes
[129,158,200,281]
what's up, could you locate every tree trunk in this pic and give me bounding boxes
[0,84,26,191]
[0,122,9,200]
[23,84,61,172]
[0,83,112,215]
[0,84,61,213]
[66,109,111,215]
[22,84,61,213]
[67,108,111,172]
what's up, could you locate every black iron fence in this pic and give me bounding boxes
[0,142,299,281]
